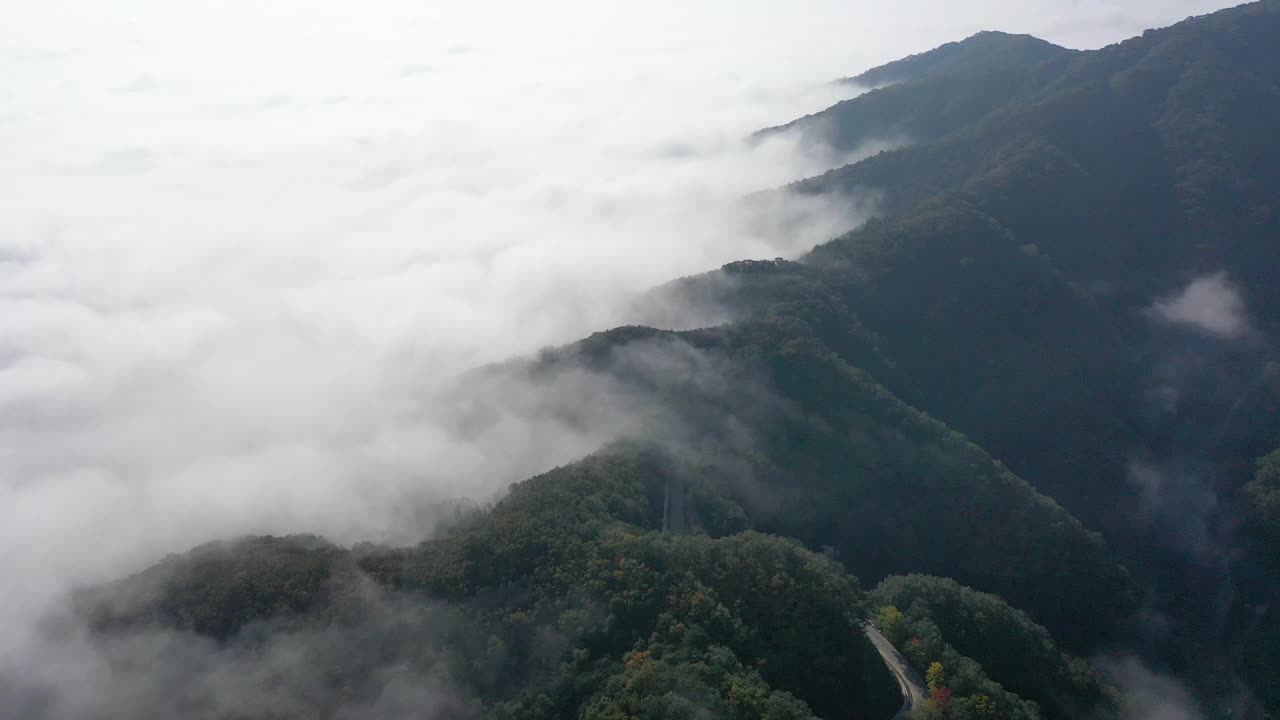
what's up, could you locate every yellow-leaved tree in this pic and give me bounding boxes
[877,605,907,646]
[926,661,945,692]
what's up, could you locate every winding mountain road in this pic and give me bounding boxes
[864,625,929,720]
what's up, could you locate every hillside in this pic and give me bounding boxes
[757,32,1075,153]
[842,31,1070,88]
[679,1,1280,713]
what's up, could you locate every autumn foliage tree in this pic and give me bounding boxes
[926,662,946,693]
[878,605,908,646]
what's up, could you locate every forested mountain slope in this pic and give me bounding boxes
[667,1,1280,712]
[756,32,1075,153]
[74,321,1132,719]
[61,3,1280,719]
[843,31,1069,88]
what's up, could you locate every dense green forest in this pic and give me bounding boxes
[62,2,1280,718]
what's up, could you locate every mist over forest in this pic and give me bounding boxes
[3,1,1280,719]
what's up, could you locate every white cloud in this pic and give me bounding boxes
[1150,271,1252,339]
[1125,457,1218,558]
[1098,655,1206,720]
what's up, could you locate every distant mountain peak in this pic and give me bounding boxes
[842,30,1069,87]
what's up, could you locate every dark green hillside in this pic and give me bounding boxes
[758,33,1073,154]
[1238,446,1280,713]
[81,460,903,720]
[844,32,1069,88]
[700,0,1280,568]
[536,323,1139,645]
[794,1,1280,310]
[80,534,355,641]
[664,4,1280,712]
[78,322,1135,718]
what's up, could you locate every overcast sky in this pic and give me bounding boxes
[0,0,1243,667]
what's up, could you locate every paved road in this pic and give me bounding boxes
[864,625,929,720]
